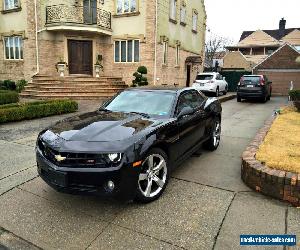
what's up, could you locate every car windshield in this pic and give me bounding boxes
[242,76,260,84]
[104,90,176,117]
[196,75,214,80]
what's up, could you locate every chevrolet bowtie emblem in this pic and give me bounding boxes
[55,155,66,162]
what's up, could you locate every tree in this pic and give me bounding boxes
[132,66,148,87]
[205,34,232,70]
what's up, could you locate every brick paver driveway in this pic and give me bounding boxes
[1,96,299,250]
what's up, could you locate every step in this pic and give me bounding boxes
[22,89,122,94]
[24,86,127,91]
[33,76,123,82]
[27,82,127,87]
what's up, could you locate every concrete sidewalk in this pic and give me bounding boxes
[1,96,298,250]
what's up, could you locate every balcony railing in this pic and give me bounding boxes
[46,4,111,30]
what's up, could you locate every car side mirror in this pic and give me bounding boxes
[177,107,194,119]
[223,77,226,80]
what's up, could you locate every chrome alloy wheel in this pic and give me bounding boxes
[213,121,221,147]
[138,154,167,198]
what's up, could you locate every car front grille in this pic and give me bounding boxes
[38,138,113,168]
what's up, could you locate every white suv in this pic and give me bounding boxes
[192,72,228,97]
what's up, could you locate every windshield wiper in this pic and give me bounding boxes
[129,112,150,118]
[99,108,111,112]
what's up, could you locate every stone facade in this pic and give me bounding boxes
[0,0,206,87]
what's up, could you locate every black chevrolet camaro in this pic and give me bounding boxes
[36,87,222,202]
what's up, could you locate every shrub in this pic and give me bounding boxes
[3,80,16,91]
[289,90,300,111]
[132,66,148,87]
[0,99,78,123]
[16,79,28,93]
[0,90,19,105]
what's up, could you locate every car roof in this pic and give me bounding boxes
[125,86,198,94]
[243,75,262,77]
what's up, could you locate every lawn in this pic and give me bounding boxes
[256,107,300,173]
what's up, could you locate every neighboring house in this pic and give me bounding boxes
[224,18,300,70]
[204,51,226,71]
[253,44,300,95]
[0,0,206,94]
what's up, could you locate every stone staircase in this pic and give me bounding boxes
[20,75,128,100]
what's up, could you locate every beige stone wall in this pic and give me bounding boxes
[0,0,38,81]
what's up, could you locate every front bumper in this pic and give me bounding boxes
[36,149,140,201]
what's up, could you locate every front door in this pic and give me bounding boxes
[186,65,191,87]
[68,40,93,75]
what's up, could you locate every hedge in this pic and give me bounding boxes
[0,99,78,123]
[0,90,19,105]
[289,89,300,100]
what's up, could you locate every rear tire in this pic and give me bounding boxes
[215,87,219,97]
[261,95,267,103]
[237,95,241,102]
[203,117,221,151]
[135,148,170,203]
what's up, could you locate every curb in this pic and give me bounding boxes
[241,116,300,206]
[218,93,237,103]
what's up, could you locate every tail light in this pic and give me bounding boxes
[238,76,244,86]
[259,76,265,86]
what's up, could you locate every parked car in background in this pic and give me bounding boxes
[36,87,222,203]
[237,75,272,102]
[192,72,228,97]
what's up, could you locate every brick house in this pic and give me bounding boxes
[253,44,300,95]
[0,0,206,99]
[224,18,300,71]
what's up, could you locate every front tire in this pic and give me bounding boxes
[203,118,221,151]
[135,148,169,203]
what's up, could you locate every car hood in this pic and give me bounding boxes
[44,110,166,143]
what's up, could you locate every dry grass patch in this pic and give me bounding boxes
[256,107,300,173]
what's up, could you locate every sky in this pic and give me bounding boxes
[205,0,300,44]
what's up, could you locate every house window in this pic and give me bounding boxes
[116,0,137,14]
[4,0,19,10]
[192,10,198,32]
[4,36,23,60]
[114,40,140,63]
[176,45,180,66]
[169,0,177,21]
[163,41,168,65]
[180,1,186,24]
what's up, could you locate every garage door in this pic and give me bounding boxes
[255,70,300,95]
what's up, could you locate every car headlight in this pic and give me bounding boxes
[107,153,122,163]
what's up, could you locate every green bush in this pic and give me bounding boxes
[289,90,300,112]
[132,66,148,87]
[3,80,16,90]
[0,90,19,105]
[289,90,300,100]
[16,79,28,93]
[0,99,78,123]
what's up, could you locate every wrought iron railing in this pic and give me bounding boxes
[46,4,111,30]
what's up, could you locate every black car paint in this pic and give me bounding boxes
[237,75,272,100]
[36,87,222,201]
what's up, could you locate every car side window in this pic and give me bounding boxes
[176,91,204,115]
